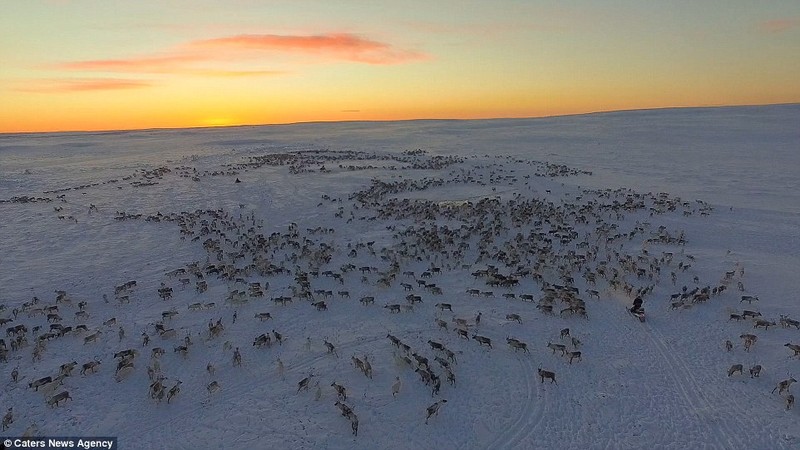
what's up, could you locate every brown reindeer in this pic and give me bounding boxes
[727,364,743,377]
[537,368,557,384]
[425,399,447,424]
[47,391,72,407]
[772,377,797,395]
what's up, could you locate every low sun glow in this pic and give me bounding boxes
[0,1,798,133]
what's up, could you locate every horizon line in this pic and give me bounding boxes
[2,102,798,137]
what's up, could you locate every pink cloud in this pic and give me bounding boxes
[52,33,426,75]
[187,33,426,64]
[16,78,153,93]
[758,18,800,33]
[57,54,202,73]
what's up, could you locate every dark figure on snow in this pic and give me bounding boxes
[630,296,643,314]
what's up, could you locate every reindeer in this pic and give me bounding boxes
[2,408,12,431]
[166,381,182,403]
[740,334,757,352]
[29,376,52,391]
[386,334,401,348]
[772,376,797,395]
[787,394,795,410]
[749,365,762,378]
[415,368,432,385]
[115,357,134,377]
[725,340,733,352]
[253,334,271,348]
[351,356,366,375]
[254,312,272,321]
[362,356,373,379]
[297,376,313,393]
[741,310,762,319]
[435,318,448,330]
[412,354,429,370]
[83,331,102,344]
[435,303,453,312]
[784,343,800,357]
[334,400,353,417]
[232,347,242,367]
[453,317,469,328]
[560,328,570,339]
[312,301,328,311]
[506,338,529,353]
[547,342,567,356]
[149,378,166,400]
[772,377,797,395]
[779,315,800,330]
[431,374,442,397]
[207,323,223,339]
[472,334,492,348]
[348,411,359,436]
[47,391,72,407]
[456,328,469,339]
[272,330,284,345]
[80,360,101,375]
[753,319,776,330]
[506,314,522,324]
[428,340,445,351]
[444,348,457,364]
[670,300,685,310]
[537,368,557,384]
[444,368,456,386]
[114,349,138,360]
[425,399,447,424]
[331,382,347,401]
[59,361,78,377]
[740,295,759,304]
[324,340,338,357]
[567,351,582,364]
[727,364,744,377]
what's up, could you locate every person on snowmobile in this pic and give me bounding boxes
[630,296,643,314]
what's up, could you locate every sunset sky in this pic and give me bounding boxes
[2,0,799,133]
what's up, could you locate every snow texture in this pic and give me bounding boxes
[1,104,799,449]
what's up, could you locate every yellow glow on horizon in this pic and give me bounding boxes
[0,1,798,133]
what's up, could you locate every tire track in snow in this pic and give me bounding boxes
[485,352,544,449]
[643,320,741,450]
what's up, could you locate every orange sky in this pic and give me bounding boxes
[1,1,799,133]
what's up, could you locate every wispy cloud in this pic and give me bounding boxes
[16,78,153,93]
[188,33,426,64]
[57,54,202,73]
[53,32,426,75]
[758,18,800,34]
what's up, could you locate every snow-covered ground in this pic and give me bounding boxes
[1,104,798,449]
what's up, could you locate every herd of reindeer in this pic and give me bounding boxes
[1,148,798,439]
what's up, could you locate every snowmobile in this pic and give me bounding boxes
[629,308,646,322]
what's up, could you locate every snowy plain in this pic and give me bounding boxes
[1,104,799,449]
